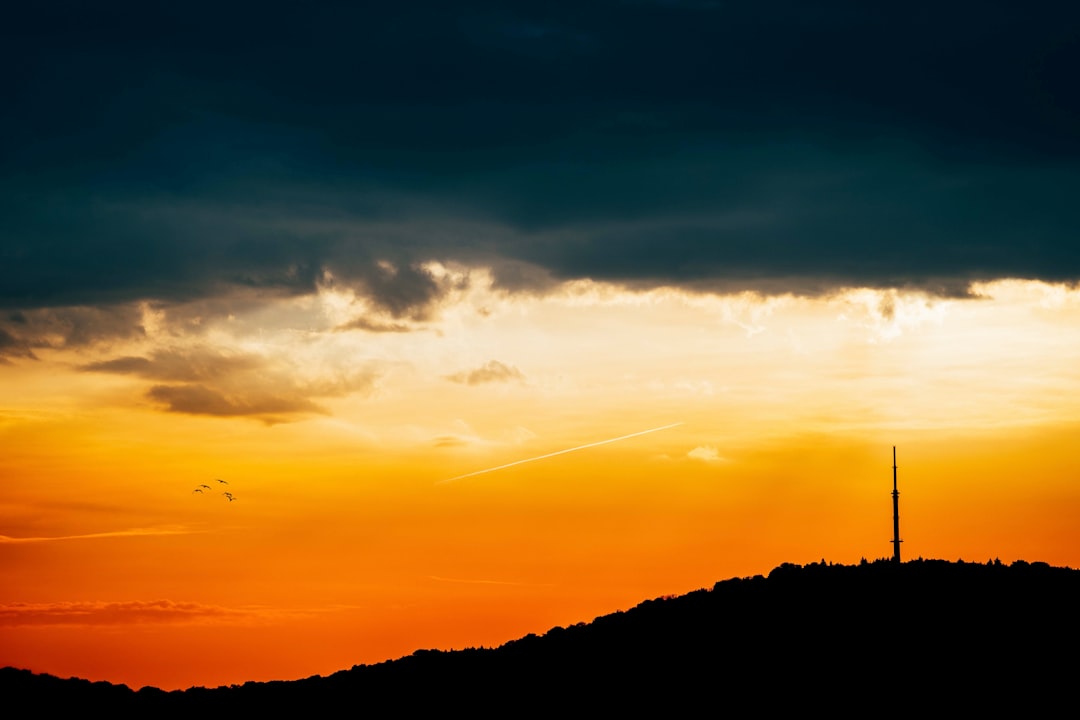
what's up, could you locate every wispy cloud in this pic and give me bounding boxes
[0,599,245,627]
[445,360,525,386]
[428,576,554,587]
[335,315,417,333]
[433,435,469,448]
[0,599,378,627]
[0,526,200,544]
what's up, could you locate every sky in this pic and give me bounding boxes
[3,0,1080,691]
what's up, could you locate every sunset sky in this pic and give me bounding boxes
[3,1,1080,691]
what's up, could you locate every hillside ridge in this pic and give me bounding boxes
[4,557,1078,713]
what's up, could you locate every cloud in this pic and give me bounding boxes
[0,598,378,628]
[672,380,716,397]
[502,425,537,445]
[445,360,526,386]
[355,260,470,321]
[0,600,246,627]
[433,435,469,448]
[0,305,147,356]
[428,575,554,587]
[82,348,260,382]
[146,384,327,423]
[0,526,199,544]
[2,3,1079,313]
[298,370,382,400]
[335,316,416,333]
[0,326,36,362]
[82,345,380,422]
[432,421,537,450]
[688,445,724,462]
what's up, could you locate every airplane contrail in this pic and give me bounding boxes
[437,422,683,484]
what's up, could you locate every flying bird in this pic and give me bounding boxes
[199,484,212,490]
[192,488,204,494]
[222,492,235,501]
[215,479,228,485]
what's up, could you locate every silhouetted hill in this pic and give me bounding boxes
[5,558,1078,715]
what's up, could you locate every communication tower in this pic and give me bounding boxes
[891,446,902,563]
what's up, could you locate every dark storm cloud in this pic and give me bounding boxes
[354,260,471,321]
[2,1,1078,311]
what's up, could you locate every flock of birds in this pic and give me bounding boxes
[192,478,236,502]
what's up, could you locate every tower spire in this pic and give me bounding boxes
[891,446,902,563]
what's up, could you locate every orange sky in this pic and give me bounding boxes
[2,277,1080,690]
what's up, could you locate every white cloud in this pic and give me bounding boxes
[688,445,723,462]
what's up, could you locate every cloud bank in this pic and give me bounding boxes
[1,2,1077,320]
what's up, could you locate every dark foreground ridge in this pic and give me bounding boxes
[5,558,1078,714]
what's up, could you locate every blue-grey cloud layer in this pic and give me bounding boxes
[3,1,1078,314]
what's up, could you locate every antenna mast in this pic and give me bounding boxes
[891,446,902,563]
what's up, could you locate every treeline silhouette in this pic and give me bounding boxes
[4,558,1078,715]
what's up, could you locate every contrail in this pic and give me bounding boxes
[437,422,683,484]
